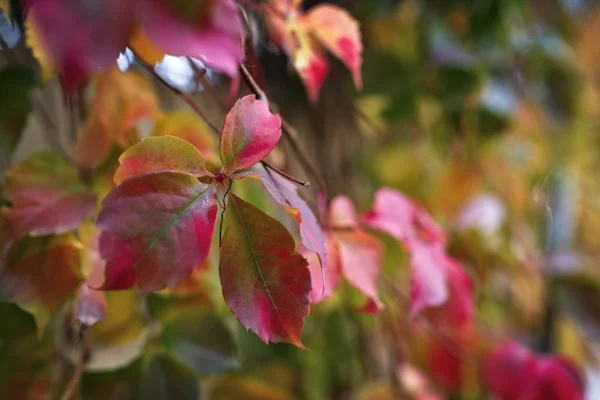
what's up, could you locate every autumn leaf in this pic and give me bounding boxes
[114,136,207,185]
[93,67,160,147]
[304,238,340,304]
[3,152,97,239]
[97,173,218,291]
[220,193,311,346]
[139,0,244,78]
[152,111,219,165]
[246,164,327,277]
[220,95,282,171]
[0,234,82,332]
[24,0,135,90]
[262,1,363,102]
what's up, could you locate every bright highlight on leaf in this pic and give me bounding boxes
[3,152,97,239]
[97,173,218,292]
[220,194,311,346]
[220,95,282,171]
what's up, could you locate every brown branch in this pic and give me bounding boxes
[59,329,91,400]
[239,63,327,191]
[262,160,310,187]
[129,49,221,135]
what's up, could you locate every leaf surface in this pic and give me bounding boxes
[220,193,310,346]
[97,172,218,292]
[247,164,327,276]
[114,136,207,185]
[3,152,97,238]
[220,95,282,171]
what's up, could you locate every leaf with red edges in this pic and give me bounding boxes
[246,164,327,276]
[3,152,97,239]
[139,0,244,78]
[0,234,81,331]
[114,136,207,185]
[24,0,135,90]
[219,193,310,346]
[97,172,218,292]
[532,356,585,400]
[220,95,282,171]
[303,4,363,89]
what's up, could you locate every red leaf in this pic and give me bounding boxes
[0,234,81,317]
[303,4,363,89]
[484,341,539,400]
[220,95,282,171]
[139,0,244,78]
[97,172,218,292]
[114,136,207,185]
[531,356,585,400]
[247,164,327,276]
[220,193,310,346]
[25,0,135,90]
[3,152,97,238]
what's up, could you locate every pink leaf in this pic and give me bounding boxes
[409,243,449,315]
[334,230,384,312]
[4,152,96,238]
[140,0,244,78]
[328,195,359,229]
[220,194,310,346]
[531,356,585,400]
[247,164,327,274]
[25,0,135,90]
[114,136,207,185]
[97,172,218,292]
[303,4,363,89]
[303,238,340,304]
[220,95,282,171]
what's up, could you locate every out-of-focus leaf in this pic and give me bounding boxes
[219,95,282,171]
[205,375,295,400]
[24,0,135,90]
[97,173,218,291]
[0,67,38,162]
[152,111,219,165]
[138,350,198,400]
[0,234,81,332]
[161,309,238,376]
[220,193,311,346]
[3,152,97,238]
[139,0,244,78]
[113,136,207,185]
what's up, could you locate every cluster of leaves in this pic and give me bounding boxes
[0,0,596,399]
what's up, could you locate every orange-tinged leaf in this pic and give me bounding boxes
[3,152,97,238]
[114,136,207,185]
[0,234,81,331]
[97,173,218,292]
[130,28,167,66]
[220,194,311,346]
[220,95,282,171]
[303,4,363,89]
[73,114,115,169]
[94,67,159,147]
[152,111,219,165]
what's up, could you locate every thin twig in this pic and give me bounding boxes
[129,49,221,135]
[59,330,91,400]
[262,160,310,187]
[239,63,327,191]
